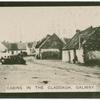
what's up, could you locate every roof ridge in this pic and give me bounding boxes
[52,33,65,44]
[63,26,93,50]
[39,35,51,49]
[84,26,100,44]
[39,33,64,49]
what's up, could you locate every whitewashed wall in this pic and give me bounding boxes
[62,50,74,63]
[26,47,30,55]
[76,49,84,63]
[70,50,74,63]
[62,50,69,62]
[0,52,6,58]
[62,49,84,63]
[35,48,39,54]
[26,44,34,55]
[41,49,59,52]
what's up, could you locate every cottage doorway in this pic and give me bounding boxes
[73,49,78,63]
[11,51,14,55]
[68,51,71,63]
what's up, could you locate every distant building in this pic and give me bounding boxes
[35,33,64,59]
[2,41,36,56]
[0,42,8,58]
[2,41,26,55]
[26,42,36,55]
[62,26,100,64]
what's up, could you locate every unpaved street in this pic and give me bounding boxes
[0,57,100,92]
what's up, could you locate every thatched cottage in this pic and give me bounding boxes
[35,33,64,59]
[2,41,35,56]
[62,26,100,64]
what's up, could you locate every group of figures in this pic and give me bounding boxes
[0,54,26,65]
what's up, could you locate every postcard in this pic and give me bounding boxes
[0,1,100,98]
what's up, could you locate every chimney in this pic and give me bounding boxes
[76,29,80,33]
[46,34,51,38]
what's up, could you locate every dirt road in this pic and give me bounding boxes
[0,57,100,92]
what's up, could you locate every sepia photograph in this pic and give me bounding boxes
[0,2,100,98]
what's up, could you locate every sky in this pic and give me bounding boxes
[0,6,100,42]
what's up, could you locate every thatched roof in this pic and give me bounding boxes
[2,42,26,50]
[0,42,7,52]
[35,34,51,48]
[61,38,71,45]
[63,26,99,50]
[84,27,100,51]
[39,33,64,49]
[35,33,64,49]
[2,41,10,50]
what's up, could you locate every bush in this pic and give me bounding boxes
[85,59,100,66]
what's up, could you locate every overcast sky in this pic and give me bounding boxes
[0,6,100,42]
